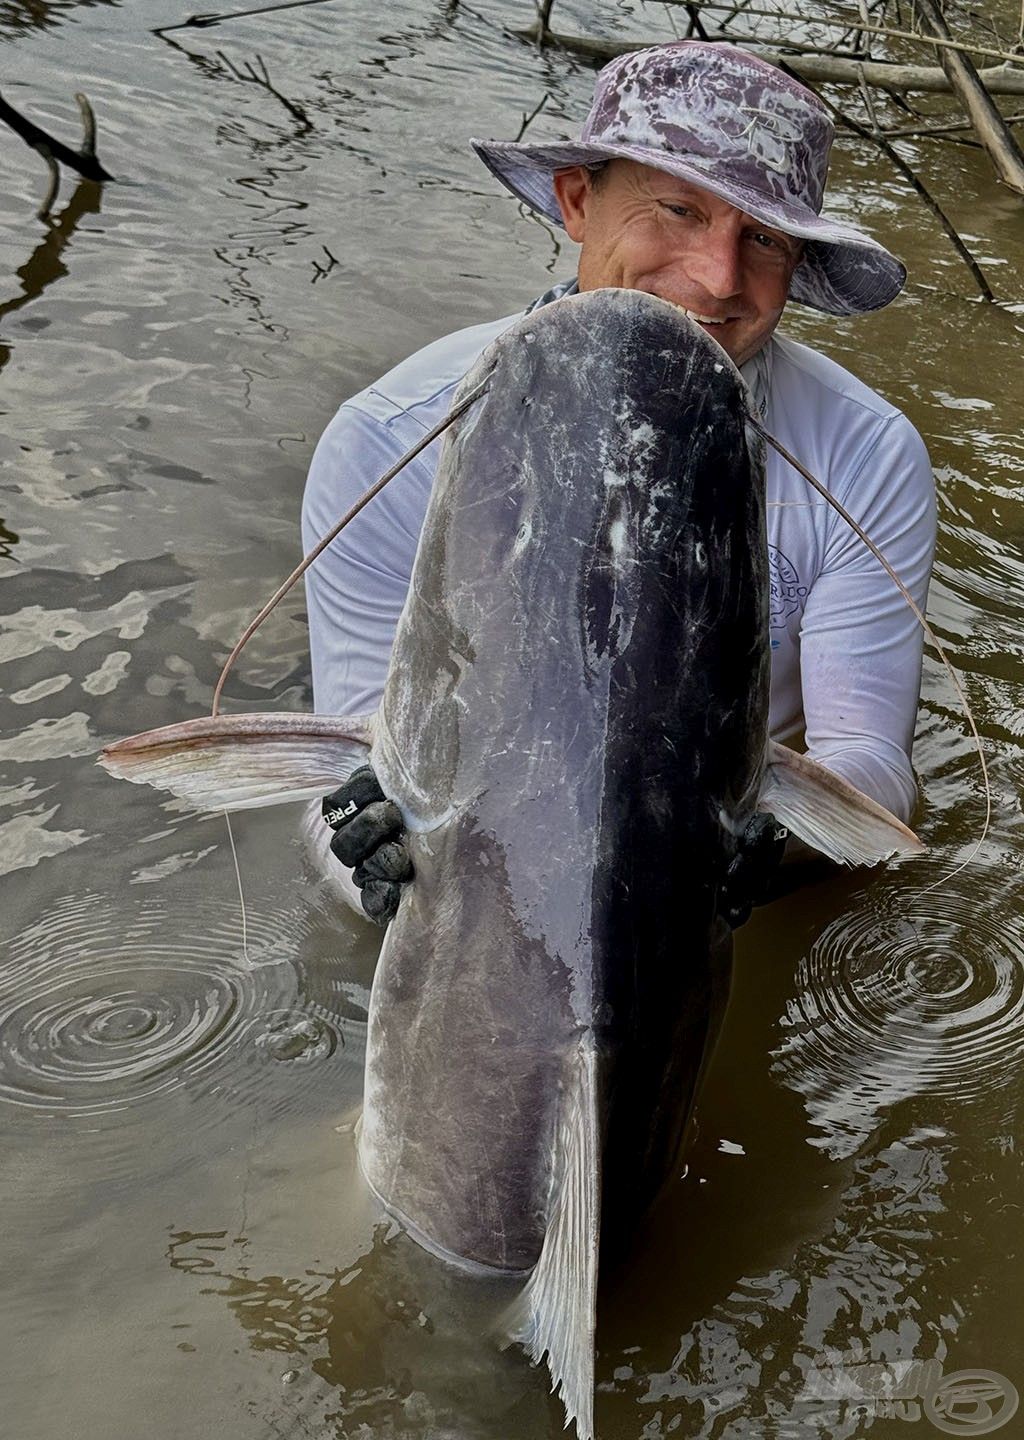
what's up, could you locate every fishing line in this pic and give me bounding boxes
[223,810,251,965]
[210,375,490,717]
[750,415,991,891]
[205,377,488,948]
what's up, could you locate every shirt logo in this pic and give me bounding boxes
[769,545,808,626]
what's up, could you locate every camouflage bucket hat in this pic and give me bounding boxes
[472,41,905,316]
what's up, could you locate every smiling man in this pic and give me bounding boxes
[303,41,936,923]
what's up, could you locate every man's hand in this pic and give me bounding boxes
[322,767,412,926]
[721,812,789,929]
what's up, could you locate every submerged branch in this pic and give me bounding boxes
[154,0,339,32]
[0,87,113,216]
[0,88,113,218]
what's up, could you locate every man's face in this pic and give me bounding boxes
[553,159,804,367]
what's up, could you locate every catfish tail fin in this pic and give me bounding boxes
[501,1036,600,1440]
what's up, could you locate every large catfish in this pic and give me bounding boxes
[100,289,922,1438]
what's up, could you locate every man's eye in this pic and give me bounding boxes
[751,231,782,250]
[659,202,693,218]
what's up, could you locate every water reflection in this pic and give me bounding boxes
[166,1219,555,1437]
[600,1140,955,1438]
[0,177,102,373]
[0,0,116,40]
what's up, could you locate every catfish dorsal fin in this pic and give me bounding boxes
[98,712,374,813]
[501,1036,599,1440]
[758,740,925,867]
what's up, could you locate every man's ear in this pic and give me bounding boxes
[552,167,591,242]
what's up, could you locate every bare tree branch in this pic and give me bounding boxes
[772,56,996,302]
[659,0,1024,66]
[0,86,113,219]
[0,88,113,183]
[914,0,1024,193]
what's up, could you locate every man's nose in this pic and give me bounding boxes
[686,227,743,300]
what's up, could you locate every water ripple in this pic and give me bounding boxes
[773,883,1024,1157]
[0,891,310,1119]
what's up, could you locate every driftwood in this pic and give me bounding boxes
[913,0,1024,194]
[0,88,113,219]
[514,25,1024,95]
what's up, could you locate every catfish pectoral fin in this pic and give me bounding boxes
[499,1036,599,1440]
[758,740,925,866]
[98,711,375,813]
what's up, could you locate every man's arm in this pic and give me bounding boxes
[301,398,440,921]
[798,411,937,825]
[301,398,438,717]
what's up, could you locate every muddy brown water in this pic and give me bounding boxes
[1,2,1023,1436]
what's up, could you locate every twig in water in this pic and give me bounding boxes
[514,91,550,142]
[154,0,340,34]
[0,88,113,218]
[216,51,312,132]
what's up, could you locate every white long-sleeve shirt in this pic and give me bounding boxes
[302,294,935,823]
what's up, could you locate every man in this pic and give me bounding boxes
[303,41,936,923]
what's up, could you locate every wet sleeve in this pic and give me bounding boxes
[798,412,937,824]
[301,401,435,717]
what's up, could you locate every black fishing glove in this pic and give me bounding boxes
[322,766,412,927]
[721,811,789,929]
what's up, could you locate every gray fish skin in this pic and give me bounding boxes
[361,288,767,1270]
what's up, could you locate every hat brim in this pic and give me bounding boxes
[471,138,906,317]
